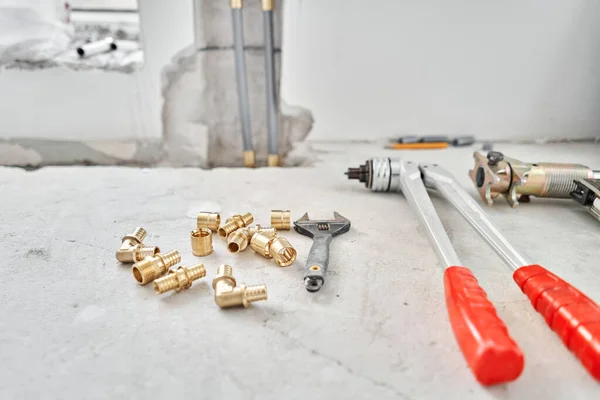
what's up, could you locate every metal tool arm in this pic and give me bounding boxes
[420,163,600,382]
[420,164,530,270]
[399,161,523,385]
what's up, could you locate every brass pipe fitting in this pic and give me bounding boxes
[271,210,291,230]
[269,237,297,267]
[196,212,221,232]
[267,154,280,167]
[469,151,600,207]
[227,225,277,253]
[191,229,213,256]
[153,264,206,294]
[115,227,160,263]
[243,150,255,168]
[132,250,181,285]
[212,265,267,308]
[250,231,276,258]
[261,0,274,11]
[218,212,254,238]
[230,0,243,9]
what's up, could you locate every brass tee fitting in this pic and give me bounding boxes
[218,213,254,238]
[269,237,297,267]
[132,250,181,285]
[196,212,221,232]
[227,225,277,253]
[115,227,160,263]
[270,210,291,230]
[153,264,206,294]
[212,265,267,308]
[250,231,276,258]
[191,229,213,256]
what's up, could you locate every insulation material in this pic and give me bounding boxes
[0,5,72,63]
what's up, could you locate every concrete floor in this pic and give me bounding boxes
[1,142,600,399]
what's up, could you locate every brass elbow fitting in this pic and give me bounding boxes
[271,210,291,230]
[212,265,267,308]
[227,225,277,253]
[196,212,221,232]
[115,227,160,263]
[132,250,181,285]
[250,231,276,258]
[269,237,297,267]
[153,264,206,294]
[191,229,213,256]
[218,213,254,238]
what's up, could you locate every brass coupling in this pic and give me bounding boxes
[250,231,277,258]
[115,227,160,263]
[132,250,181,285]
[191,229,213,256]
[243,150,255,168]
[213,265,267,308]
[267,154,280,167]
[261,0,274,11]
[271,210,291,230]
[227,225,277,253]
[154,264,206,294]
[218,212,254,238]
[197,212,221,232]
[269,237,297,267]
[230,0,243,9]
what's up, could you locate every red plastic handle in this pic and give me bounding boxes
[513,265,600,381]
[444,266,524,385]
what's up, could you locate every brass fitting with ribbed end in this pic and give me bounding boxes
[115,227,160,263]
[197,212,221,232]
[132,250,181,285]
[213,265,267,308]
[227,225,277,253]
[153,264,206,294]
[218,213,254,238]
[191,229,213,256]
[243,150,255,168]
[267,154,279,167]
[270,210,290,230]
[250,230,277,258]
[269,237,297,267]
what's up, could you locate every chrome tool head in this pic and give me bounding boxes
[293,212,351,238]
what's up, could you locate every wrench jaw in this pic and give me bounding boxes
[293,212,351,237]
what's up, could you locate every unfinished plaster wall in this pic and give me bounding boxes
[162,0,313,167]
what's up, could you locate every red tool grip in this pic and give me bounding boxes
[444,266,524,385]
[513,265,600,381]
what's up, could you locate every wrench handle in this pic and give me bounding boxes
[514,264,600,381]
[303,234,333,292]
[444,266,524,385]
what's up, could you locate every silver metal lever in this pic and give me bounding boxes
[419,163,530,271]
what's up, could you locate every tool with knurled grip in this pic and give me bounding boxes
[346,158,600,384]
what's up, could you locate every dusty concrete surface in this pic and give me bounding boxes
[1,142,600,399]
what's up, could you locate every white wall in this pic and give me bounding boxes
[281,0,600,141]
[0,0,193,141]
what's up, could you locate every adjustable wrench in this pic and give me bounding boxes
[347,158,600,383]
[294,212,351,293]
